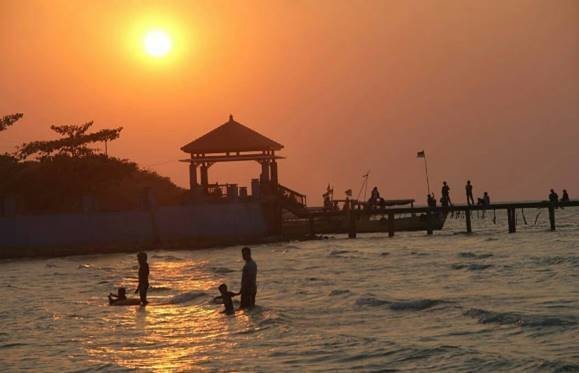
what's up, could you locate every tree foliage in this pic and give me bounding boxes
[18,121,123,159]
[0,113,23,132]
[0,155,187,214]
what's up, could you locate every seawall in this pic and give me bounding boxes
[0,201,269,259]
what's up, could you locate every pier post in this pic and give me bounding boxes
[348,211,357,239]
[388,212,394,237]
[465,208,472,233]
[309,217,315,238]
[507,208,516,233]
[548,205,556,231]
[426,210,433,235]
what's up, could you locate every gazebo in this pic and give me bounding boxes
[181,115,284,199]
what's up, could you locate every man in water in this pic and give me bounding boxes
[465,180,475,206]
[135,252,149,305]
[239,247,257,310]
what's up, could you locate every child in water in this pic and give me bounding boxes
[135,252,149,305]
[108,287,127,305]
[217,284,238,315]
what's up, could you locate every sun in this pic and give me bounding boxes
[143,29,172,58]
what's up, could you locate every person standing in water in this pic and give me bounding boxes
[465,180,475,206]
[135,252,149,305]
[239,247,257,310]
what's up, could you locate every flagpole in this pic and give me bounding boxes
[424,155,431,196]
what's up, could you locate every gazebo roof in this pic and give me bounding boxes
[181,115,284,154]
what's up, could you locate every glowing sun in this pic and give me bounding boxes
[143,29,172,57]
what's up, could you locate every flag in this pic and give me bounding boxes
[417,150,425,158]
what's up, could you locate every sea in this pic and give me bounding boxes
[1,208,579,372]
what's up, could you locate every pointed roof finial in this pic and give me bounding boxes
[229,114,234,122]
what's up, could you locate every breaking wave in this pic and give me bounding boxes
[166,291,207,305]
[451,263,493,271]
[356,297,448,311]
[458,252,493,259]
[464,308,577,327]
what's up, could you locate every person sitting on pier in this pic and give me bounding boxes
[549,189,559,205]
[477,192,490,207]
[561,189,570,203]
[465,180,475,206]
[441,181,452,207]
[108,287,127,305]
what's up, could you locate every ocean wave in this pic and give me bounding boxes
[355,297,446,311]
[458,252,493,259]
[0,342,28,349]
[451,263,493,271]
[149,286,172,292]
[530,256,579,266]
[328,249,353,256]
[166,291,207,304]
[210,266,237,274]
[464,308,577,327]
[355,297,391,307]
[389,299,446,311]
[409,251,429,256]
[151,254,184,262]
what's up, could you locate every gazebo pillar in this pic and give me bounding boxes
[200,163,209,193]
[260,160,270,184]
[189,163,198,191]
[270,160,278,188]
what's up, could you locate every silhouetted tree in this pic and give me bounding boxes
[0,113,23,132]
[18,121,123,159]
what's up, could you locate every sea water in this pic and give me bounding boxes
[1,209,579,371]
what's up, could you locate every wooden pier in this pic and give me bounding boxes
[290,200,579,238]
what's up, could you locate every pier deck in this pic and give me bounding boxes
[293,200,579,237]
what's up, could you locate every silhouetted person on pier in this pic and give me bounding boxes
[135,252,149,305]
[239,247,257,310]
[441,181,452,207]
[465,180,475,206]
[368,186,381,209]
[561,189,570,203]
[427,194,437,208]
[549,189,559,205]
[477,192,490,207]
[217,284,238,315]
[108,287,127,305]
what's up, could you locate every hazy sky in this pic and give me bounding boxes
[1,0,578,204]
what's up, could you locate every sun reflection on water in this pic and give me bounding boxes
[84,258,236,371]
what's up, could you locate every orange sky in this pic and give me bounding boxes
[1,0,578,204]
